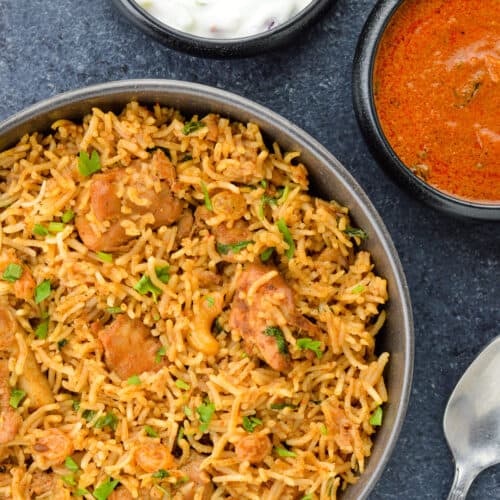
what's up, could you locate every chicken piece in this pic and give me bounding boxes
[0,306,54,408]
[134,442,174,473]
[214,219,253,263]
[235,433,272,464]
[229,264,321,372]
[76,151,183,252]
[98,315,167,380]
[0,360,22,444]
[211,192,246,220]
[179,452,213,500]
[32,429,73,470]
[0,249,36,301]
[176,209,194,241]
[109,486,134,500]
[29,472,57,497]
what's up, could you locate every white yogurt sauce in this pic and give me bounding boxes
[138,0,314,39]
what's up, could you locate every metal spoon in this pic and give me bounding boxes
[443,336,500,499]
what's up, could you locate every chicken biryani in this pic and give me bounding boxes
[0,102,389,499]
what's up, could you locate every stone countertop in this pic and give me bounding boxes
[1,1,498,498]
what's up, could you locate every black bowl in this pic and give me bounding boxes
[112,0,333,58]
[352,0,500,221]
[0,79,413,499]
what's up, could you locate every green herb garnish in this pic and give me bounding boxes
[127,375,141,385]
[275,446,297,458]
[343,226,368,240]
[94,412,118,431]
[216,240,254,255]
[242,416,263,433]
[184,406,192,417]
[144,425,159,437]
[181,121,206,135]
[260,247,275,262]
[320,424,328,436]
[9,388,26,408]
[196,400,215,433]
[296,338,323,359]
[205,296,215,308]
[105,307,123,314]
[351,284,365,294]
[1,263,23,282]
[258,194,277,219]
[177,426,185,442]
[78,151,101,177]
[61,475,76,487]
[72,400,81,412]
[57,338,68,350]
[75,488,91,496]
[277,218,295,259]
[152,469,170,479]
[175,379,190,391]
[200,181,213,211]
[301,494,313,500]
[82,409,96,422]
[277,185,290,204]
[48,222,65,233]
[61,209,75,223]
[370,406,383,426]
[155,346,166,364]
[263,326,288,355]
[65,456,79,472]
[97,252,113,263]
[33,224,49,236]
[270,402,297,410]
[34,280,51,304]
[155,265,170,284]
[93,477,119,500]
[134,275,162,302]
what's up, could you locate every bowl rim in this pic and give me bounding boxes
[111,0,333,57]
[352,0,500,220]
[0,79,414,498]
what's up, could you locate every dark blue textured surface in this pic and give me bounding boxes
[1,1,499,498]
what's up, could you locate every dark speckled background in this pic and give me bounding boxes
[1,1,499,498]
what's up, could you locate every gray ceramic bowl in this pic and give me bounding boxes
[0,80,413,499]
[112,0,333,58]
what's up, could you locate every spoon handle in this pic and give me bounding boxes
[447,465,477,500]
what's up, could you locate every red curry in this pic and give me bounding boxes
[374,0,500,203]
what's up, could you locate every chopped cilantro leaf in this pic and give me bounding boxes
[82,409,96,422]
[216,240,254,255]
[344,226,368,240]
[97,251,113,263]
[184,406,192,417]
[205,296,215,307]
[242,416,263,433]
[370,406,383,426]
[48,222,65,233]
[33,224,49,236]
[175,379,190,390]
[144,425,159,437]
[260,247,275,262]
[277,218,295,259]
[93,477,119,500]
[258,193,277,219]
[75,488,90,496]
[2,263,23,282]
[155,346,166,364]
[134,275,161,302]
[155,265,170,284]
[105,307,123,314]
[270,402,297,410]
[263,326,288,355]
[65,456,79,472]
[200,180,213,211]
[301,494,313,500]
[34,280,51,304]
[320,424,328,436]
[9,388,26,408]
[296,338,323,359]
[78,151,101,177]
[152,469,170,479]
[61,475,76,487]
[275,446,297,458]
[181,121,206,135]
[94,412,118,431]
[351,284,365,294]
[127,375,141,385]
[57,338,68,350]
[61,209,75,223]
[196,401,215,432]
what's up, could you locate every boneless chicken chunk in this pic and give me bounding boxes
[0,360,22,445]
[229,264,321,371]
[235,433,272,464]
[76,150,183,252]
[32,429,73,469]
[0,249,36,301]
[98,315,167,380]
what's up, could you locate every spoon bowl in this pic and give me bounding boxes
[443,336,500,499]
